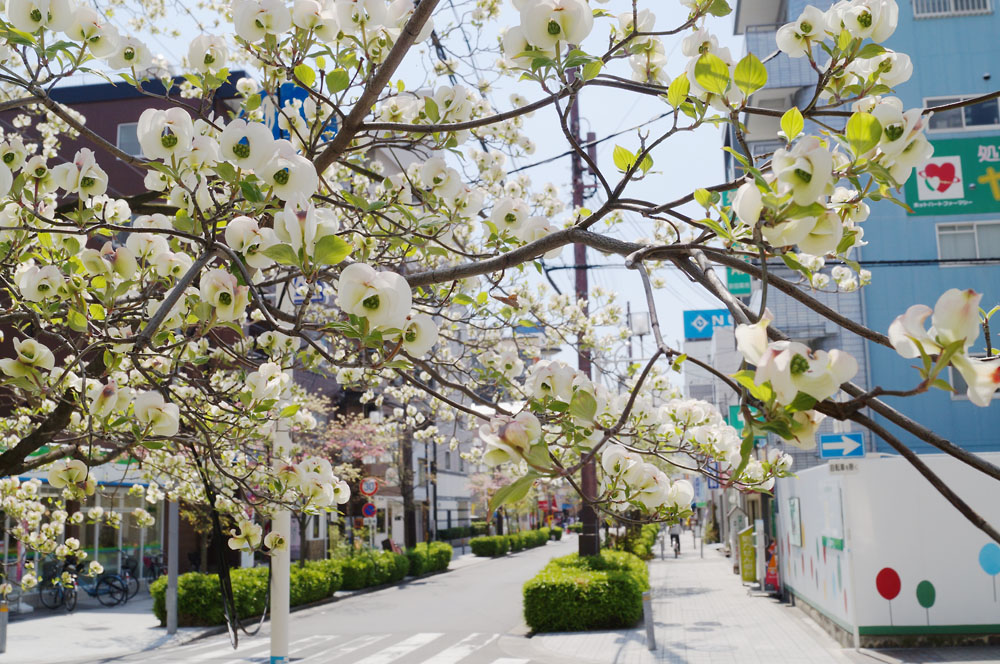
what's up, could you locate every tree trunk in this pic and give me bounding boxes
[199,533,208,572]
[400,428,417,549]
[297,514,308,568]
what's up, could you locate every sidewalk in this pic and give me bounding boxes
[530,539,854,664]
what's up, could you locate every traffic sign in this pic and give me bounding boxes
[361,502,377,518]
[290,276,326,305]
[819,432,864,459]
[726,267,752,296]
[683,309,733,340]
[359,477,380,497]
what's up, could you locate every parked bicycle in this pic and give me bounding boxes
[77,569,128,607]
[39,561,78,612]
[119,550,140,600]
[143,552,166,594]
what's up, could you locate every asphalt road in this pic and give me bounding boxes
[89,536,578,664]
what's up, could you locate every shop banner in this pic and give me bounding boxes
[905,136,1000,216]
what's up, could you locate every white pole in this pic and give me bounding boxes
[166,500,178,635]
[270,287,293,664]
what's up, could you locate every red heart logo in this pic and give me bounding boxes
[925,162,956,192]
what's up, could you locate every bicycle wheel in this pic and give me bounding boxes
[124,574,139,600]
[97,576,126,606]
[64,586,77,612]
[39,584,63,610]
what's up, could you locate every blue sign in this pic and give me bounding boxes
[362,502,377,518]
[819,432,865,459]
[263,83,338,141]
[683,309,733,340]
[290,276,326,305]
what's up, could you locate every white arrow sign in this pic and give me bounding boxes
[819,432,864,458]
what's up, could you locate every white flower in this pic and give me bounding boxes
[489,197,530,234]
[525,360,577,402]
[734,312,773,366]
[951,355,1000,407]
[137,108,194,161]
[47,458,88,489]
[731,181,763,225]
[64,6,120,57]
[52,148,108,199]
[666,479,694,509]
[272,201,338,259]
[152,250,194,280]
[87,506,104,520]
[264,531,288,551]
[889,288,981,358]
[756,341,858,404]
[188,34,228,74]
[16,264,65,302]
[336,263,412,330]
[105,36,152,70]
[419,157,462,199]
[796,210,843,256]
[219,119,276,173]
[233,0,292,42]
[133,391,180,437]
[775,5,827,58]
[772,137,833,206]
[787,410,824,449]
[479,412,542,466]
[400,312,438,357]
[515,217,562,259]
[292,0,340,40]
[520,0,594,50]
[225,216,278,269]
[200,268,250,321]
[336,0,388,36]
[6,0,72,33]
[259,139,318,200]
[246,362,290,402]
[835,0,898,43]
[88,561,104,576]
[227,519,263,551]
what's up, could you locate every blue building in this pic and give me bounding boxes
[730,0,1000,456]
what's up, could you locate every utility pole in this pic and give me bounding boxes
[570,93,600,558]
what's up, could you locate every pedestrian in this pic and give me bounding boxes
[669,522,682,553]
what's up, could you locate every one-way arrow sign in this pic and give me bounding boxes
[819,432,864,459]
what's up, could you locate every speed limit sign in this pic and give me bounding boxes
[359,477,380,497]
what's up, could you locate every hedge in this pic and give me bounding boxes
[523,550,649,632]
[437,526,472,540]
[150,545,446,627]
[405,542,452,576]
[470,528,550,557]
[567,522,583,533]
[617,524,660,560]
[550,526,563,541]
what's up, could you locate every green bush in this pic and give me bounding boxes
[437,526,472,540]
[617,524,660,561]
[470,520,489,536]
[567,522,583,533]
[340,555,374,590]
[306,558,344,595]
[523,550,648,632]
[289,566,331,606]
[405,541,452,575]
[551,526,563,541]
[470,535,509,557]
[508,532,525,552]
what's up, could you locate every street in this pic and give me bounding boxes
[77,538,578,664]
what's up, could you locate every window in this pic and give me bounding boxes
[117,123,143,157]
[926,96,1000,131]
[937,222,1000,260]
[914,0,992,18]
[444,450,451,471]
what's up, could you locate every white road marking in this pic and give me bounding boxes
[352,633,444,664]
[415,633,499,664]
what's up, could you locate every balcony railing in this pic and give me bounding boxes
[913,0,992,17]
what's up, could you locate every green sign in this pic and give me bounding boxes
[822,535,844,551]
[727,405,768,445]
[904,136,1000,216]
[739,526,757,583]
[726,266,752,296]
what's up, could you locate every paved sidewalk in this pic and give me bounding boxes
[530,540,853,664]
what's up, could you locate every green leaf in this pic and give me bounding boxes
[780,107,804,141]
[245,93,261,111]
[785,392,818,412]
[612,145,636,171]
[582,60,603,81]
[855,43,886,59]
[694,53,731,96]
[666,72,690,109]
[708,0,732,17]
[845,112,882,156]
[88,303,106,321]
[279,404,300,418]
[733,53,767,97]
[569,390,598,423]
[784,202,827,219]
[239,181,265,204]
[313,234,353,266]
[423,96,440,123]
[837,29,852,51]
[694,188,714,208]
[326,68,350,93]
[638,153,653,174]
[293,63,316,88]
[68,308,88,332]
[488,474,537,514]
[341,190,368,210]
[262,243,300,266]
[214,161,238,184]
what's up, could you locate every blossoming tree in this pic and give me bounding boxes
[0,0,998,598]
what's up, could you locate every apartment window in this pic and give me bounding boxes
[444,450,451,471]
[116,122,143,157]
[937,222,1000,260]
[926,95,1000,131]
[914,0,992,18]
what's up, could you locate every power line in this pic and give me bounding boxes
[544,256,1000,270]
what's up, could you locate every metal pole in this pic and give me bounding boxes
[0,598,7,653]
[166,500,178,635]
[642,591,656,651]
[271,285,293,664]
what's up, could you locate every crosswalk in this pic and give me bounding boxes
[140,632,532,664]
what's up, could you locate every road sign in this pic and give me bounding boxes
[362,502,377,518]
[290,276,326,305]
[683,309,733,340]
[726,267,752,296]
[359,477,380,497]
[727,406,767,445]
[819,432,864,459]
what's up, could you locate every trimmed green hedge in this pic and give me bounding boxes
[550,526,563,541]
[470,521,489,536]
[567,522,583,533]
[470,528,550,557]
[523,550,649,632]
[437,526,472,540]
[150,545,447,627]
[405,542,452,576]
[618,524,660,560]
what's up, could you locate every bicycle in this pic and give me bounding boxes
[77,571,128,607]
[119,551,140,600]
[39,576,78,612]
[143,552,166,594]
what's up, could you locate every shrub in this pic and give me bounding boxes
[437,526,472,540]
[567,522,583,533]
[551,526,563,541]
[405,541,452,575]
[470,535,509,557]
[614,523,660,561]
[508,532,525,552]
[339,555,374,590]
[470,520,489,536]
[523,550,649,632]
[307,558,344,595]
[289,566,331,606]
